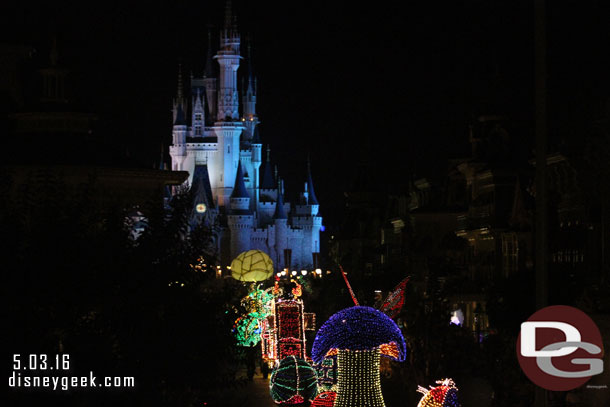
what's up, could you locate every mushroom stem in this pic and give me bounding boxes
[335,347,385,407]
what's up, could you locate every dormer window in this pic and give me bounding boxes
[195,113,203,123]
[195,126,202,136]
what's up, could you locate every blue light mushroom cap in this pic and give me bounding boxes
[312,306,406,363]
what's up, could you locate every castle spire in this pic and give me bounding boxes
[246,39,255,95]
[176,63,184,100]
[273,178,287,219]
[216,0,241,120]
[306,157,319,205]
[230,160,249,199]
[252,126,261,144]
[174,103,186,126]
[224,0,233,31]
[260,146,275,189]
[204,28,215,78]
[220,0,239,52]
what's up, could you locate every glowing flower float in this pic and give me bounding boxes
[312,306,406,407]
[269,355,319,404]
[416,378,460,407]
[230,249,274,282]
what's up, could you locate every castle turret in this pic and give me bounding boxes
[260,146,277,201]
[293,161,323,268]
[274,179,289,270]
[169,104,187,171]
[203,30,217,124]
[211,0,244,207]
[216,0,241,121]
[191,88,205,137]
[241,42,259,141]
[251,127,262,208]
[172,64,187,124]
[190,164,216,227]
[227,160,253,258]
[306,159,320,209]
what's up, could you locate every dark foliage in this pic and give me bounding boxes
[3,173,244,406]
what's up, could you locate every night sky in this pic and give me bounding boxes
[3,0,610,225]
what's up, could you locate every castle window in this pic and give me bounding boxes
[195,126,202,136]
[228,145,231,154]
[195,113,203,122]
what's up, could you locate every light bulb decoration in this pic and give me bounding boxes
[379,276,410,319]
[262,298,316,366]
[311,390,337,407]
[233,286,275,346]
[416,378,460,407]
[312,306,406,407]
[290,279,302,298]
[269,355,319,404]
[313,356,338,391]
[233,315,262,346]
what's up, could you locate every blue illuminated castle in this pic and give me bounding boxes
[168,2,322,270]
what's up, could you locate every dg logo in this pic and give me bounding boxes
[517,305,604,391]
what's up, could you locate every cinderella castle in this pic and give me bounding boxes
[168,2,322,271]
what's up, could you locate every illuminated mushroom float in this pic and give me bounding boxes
[311,306,406,407]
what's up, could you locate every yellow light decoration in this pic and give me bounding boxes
[195,203,207,213]
[230,250,274,282]
[379,342,400,359]
[291,279,302,298]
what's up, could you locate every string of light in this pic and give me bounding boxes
[269,355,319,404]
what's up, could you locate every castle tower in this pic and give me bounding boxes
[203,30,217,124]
[274,179,288,269]
[172,64,187,124]
[293,160,322,268]
[191,88,205,137]
[211,0,245,207]
[169,105,187,171]
[260,146,277,199]
[241,42,259,142]
[227,160,253,258]
[251,127,262,209]
[216,0,241,121]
